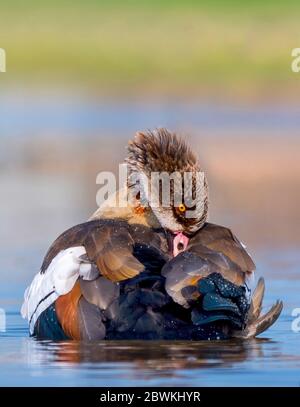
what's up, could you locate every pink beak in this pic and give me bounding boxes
[173,232,189,257]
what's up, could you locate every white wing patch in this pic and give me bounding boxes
[21,246,97,335]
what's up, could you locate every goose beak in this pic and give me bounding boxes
[166,231,189,257]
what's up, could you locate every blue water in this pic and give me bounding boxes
[1,90,300,137]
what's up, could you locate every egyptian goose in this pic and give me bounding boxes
[21,129,282,340]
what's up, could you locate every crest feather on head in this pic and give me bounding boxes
[126,128,200,176]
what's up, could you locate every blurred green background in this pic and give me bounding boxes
[1,0,300,101]
[0,0,300,283]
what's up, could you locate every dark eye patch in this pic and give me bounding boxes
[172,205,199,229]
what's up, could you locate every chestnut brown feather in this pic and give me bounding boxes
[40,220,145,282]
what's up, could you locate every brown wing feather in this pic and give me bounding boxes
[40,219,144,282]
[248,277,265,323]
[84,222,144,281]
[189,223,255,279]
[162,223,255,307]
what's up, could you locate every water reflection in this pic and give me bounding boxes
[31,339,267,374]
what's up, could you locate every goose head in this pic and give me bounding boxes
[126,128,209,257]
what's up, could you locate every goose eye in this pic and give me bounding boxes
[178,204,186,213]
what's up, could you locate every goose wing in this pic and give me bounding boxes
[40,219,145,282]
[22,219,150,336]
[162,223,255,308]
